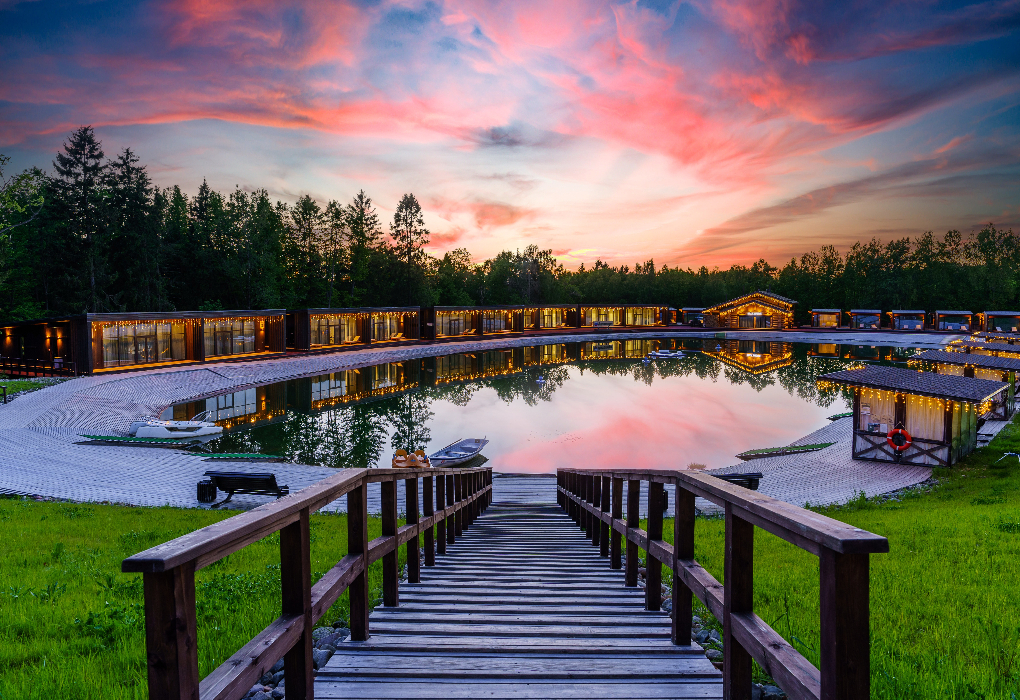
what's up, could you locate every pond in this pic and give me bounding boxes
[164,339,920,473]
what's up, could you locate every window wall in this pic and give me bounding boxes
[938,315,970,331]
[626,307,660,326]
[583,307,622,326]
[101,321,187,367]
[990,316,1020,332]
[373,314,410,342]
[311,315,360,346]
[436,311,477,337]
[813,313,839,328]
[851,314,880,329]
[893,315,924,330]
[738,314,771,329]
[482,310,514,334]
[204,318,257,358]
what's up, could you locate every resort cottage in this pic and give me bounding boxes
[288,308,420,350]
[848,310,882,329]
[934,310,973,331]
[702,291,796,330]
[818,365,1008,466]
[810,309,841,328]
[982,311,1020,332]
[911,349,1018,418]
[888,310,925,331]
[947,339,1020,359]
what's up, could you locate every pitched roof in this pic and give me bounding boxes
[951,340,1020,352]
[818,365,1006,402]
[703,290,797,314]
[913,349,1020,372]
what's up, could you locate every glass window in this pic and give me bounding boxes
[437,312,476,337]
[738,315,755,329]
[583,308,621,326]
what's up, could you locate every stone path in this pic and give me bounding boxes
[0,330,955,510]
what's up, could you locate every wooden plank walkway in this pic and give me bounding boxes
[317,502,722,699]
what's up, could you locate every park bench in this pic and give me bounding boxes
[592,320,614,328]
[713,472,763,490]
[199,470,289,507]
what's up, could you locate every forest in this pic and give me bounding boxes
[1,126,1017,326]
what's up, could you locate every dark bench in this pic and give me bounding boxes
[200,471,289,508]
[713,472,763,490]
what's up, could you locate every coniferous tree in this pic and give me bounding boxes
[390,193,429,304]
[345,190,382,305]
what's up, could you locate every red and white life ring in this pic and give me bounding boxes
[886,428,912,452]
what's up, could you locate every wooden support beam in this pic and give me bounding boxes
[281,508,312,700]
[382,480,399,608]
[820,551,870,700]
[423,476,434,567]
[646,482,663,612]
[610,477,623,570]
[142,564,198,700]
[447,475,456,545]
[673,485,695,646]
[436,474,447,555]
[626,479,640,588]
[347,483,369,641]
[405,477,420,584]
[591,474,602,548]
[600,475,611,558]
[724,504,754,700]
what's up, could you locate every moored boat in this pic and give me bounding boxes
[129,416,223,440]
[429,438,489,468]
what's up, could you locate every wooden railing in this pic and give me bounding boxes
[1,357,78,377]
[557,468,888,700]
[122,466,492,700]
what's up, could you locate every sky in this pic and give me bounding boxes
[1,0,1019,269]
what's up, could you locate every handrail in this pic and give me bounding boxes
[557,467,888,700]
[123,465,492,700]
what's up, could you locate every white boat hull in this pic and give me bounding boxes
[130,419,223,440]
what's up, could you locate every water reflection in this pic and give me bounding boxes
[170,340,918,473]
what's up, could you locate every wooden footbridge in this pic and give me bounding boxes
[123,467,888,700]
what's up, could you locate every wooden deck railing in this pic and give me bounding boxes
[122,466,492,700]
[557,468,889,700]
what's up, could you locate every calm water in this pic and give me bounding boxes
[168,339,920,473]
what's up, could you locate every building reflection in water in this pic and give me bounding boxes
[176,341,916,471]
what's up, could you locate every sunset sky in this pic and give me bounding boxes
[2,0,1018,268]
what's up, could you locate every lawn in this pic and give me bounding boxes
[657,416,1020,699]
[0,504,395,700]
[3,422,1020,699]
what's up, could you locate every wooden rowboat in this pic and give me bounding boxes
[429,438,489,468]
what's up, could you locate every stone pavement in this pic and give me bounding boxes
[0,330,955,511]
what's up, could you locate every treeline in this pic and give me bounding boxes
[1,126,1017,325]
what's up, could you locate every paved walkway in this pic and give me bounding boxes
[0,330,955,509]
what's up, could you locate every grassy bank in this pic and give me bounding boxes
[656,416,1020,699]
[0,504,393,700]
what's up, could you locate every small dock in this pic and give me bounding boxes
[318,502,721,699]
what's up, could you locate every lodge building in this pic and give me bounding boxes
[701,291,796,330]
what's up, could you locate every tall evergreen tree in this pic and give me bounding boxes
[390,193,429,304]
[345,190,382,305]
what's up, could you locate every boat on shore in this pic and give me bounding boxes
[648,349,685,359]
[129,413,223,440]
[429,438,489,468]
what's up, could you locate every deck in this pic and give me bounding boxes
[319,501,722,699]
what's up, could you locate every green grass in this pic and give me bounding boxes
[0,503,397,700]
[0,378,61,394]
[738,442,835,456]
[653,417,1020,698]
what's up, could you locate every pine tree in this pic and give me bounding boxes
[390,193,429,304]
[345,190,382,305]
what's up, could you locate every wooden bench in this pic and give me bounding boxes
[592,320,614,328]
[201,470,289,507]
[712,472,763,490]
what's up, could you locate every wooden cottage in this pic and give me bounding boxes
[522,305,578,331]
[811,309,841,328]
[888,310,926,331]
[702,291,797,330]
[288,308,419,350]
[681,308,706,326]
[817,365,1007,466]
[911,349,1017,418]
[847,310,882,330]
[982,311,1020,333]
[978,331,1020,344]
[2,310,286,375]
[947,339,1020,359]
[933,310,973,332]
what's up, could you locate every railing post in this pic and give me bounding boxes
[423,475,435,567]
[557,471,563,508]
[406,476,420,584]
[584,475,594,540]
[591,474,602,548]
[723,504,754,699]
[454,473,464,537]
[625,479,639,587]
[348,482,370,641]
[436,474,447,555]
[281,507,313,700]
[646,481,663,611]
[820,550,871,700]
[673,481,695,646]
[600,475,610,558]
[610,477,623,570]
[382,479,399,607]
[141,564,199,700]
[446,474,456,545]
